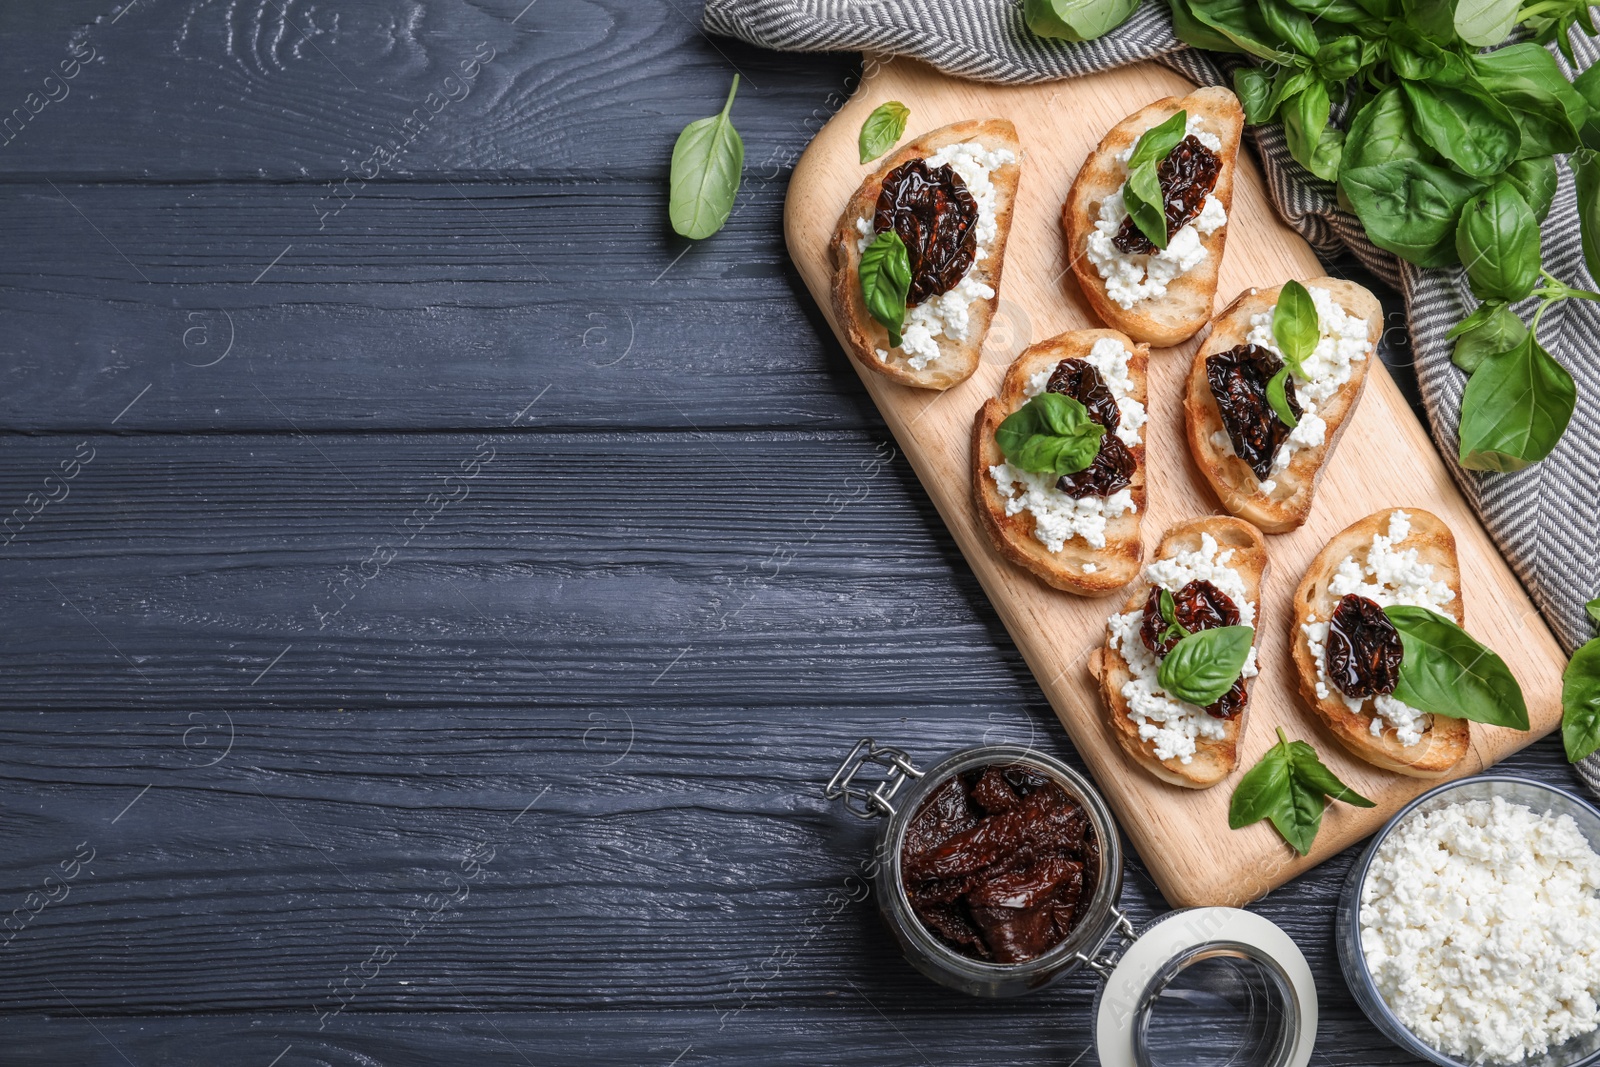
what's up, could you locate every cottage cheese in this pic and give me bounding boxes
[988,338,1144,552]
[1300,510,1454,746]
[856,141,1015,371]
[1085,114,1228,309]
[1223,284,1370,485]
[1360,796,1600,1063]
[1104,533,1258,763]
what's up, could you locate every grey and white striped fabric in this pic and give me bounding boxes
[705,0,1600,787]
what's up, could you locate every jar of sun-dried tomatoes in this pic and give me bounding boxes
[827,739,1319,1067]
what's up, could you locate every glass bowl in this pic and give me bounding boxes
[1336,774,1600,1067]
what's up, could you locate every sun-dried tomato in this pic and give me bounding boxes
[1139,580,1247,719]
[1325,593,1404,699]
[901,766,1096,964]
[1207,344,1302,481]
[1045,358,1134,498]
[1045,358,1120,430]
[1113,135,1222,254]
[874,159,979,306]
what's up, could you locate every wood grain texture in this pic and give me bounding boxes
[785,58,1569,906]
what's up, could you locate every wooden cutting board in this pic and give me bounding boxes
[784,57,1569,907]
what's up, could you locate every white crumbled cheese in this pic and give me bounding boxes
[1087,114,1227,309]
[1361,796,1600,1064]
[856,142,1015,370]
[1083,563,1097,574]
[1222,284,1370,482]
[1105,534,1258,764]
[1300,510,1454,746]
[989,338,1145,553]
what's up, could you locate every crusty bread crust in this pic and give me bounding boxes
[1183,277,1382,534]
[1063,87,1243,348]
[1289,508,1469,778]
[972,329,1148,595]
[829,119,1022,391]
[1090,516,1267,789]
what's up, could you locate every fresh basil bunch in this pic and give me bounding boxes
[1229,728,1374,855]
[1561,597,1600,761]
[1122,110,1190,249]
[1168,0,1600,472]
[995,393,1106,476]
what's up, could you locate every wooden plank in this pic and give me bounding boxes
[0,179,878,433]
[0,0,856,180]
[784,58,1569,906]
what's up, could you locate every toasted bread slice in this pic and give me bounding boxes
[1290,508,1469,778]
[1063,87,1243,348]
[1089,516,1267,788]
[1183,277,1382,534]
[972,329,1148,595]
[829,119,1022,391]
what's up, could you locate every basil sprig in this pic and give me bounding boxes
[1270,280,1318,376]
[859,102,909,164]
[1122,110,1188,250]
[995,393,1105,476]
[1157,589,1189,648]
[1157,624,1254,707]
[1023,0,1142,42]
[1229,728,1374,856]
[859,230,911,347]
[1265,367,1298,430]
[1560,596,1600,762]
[1167,0,1600,473]
[1383,606,1529,730]
[668,76,744,241]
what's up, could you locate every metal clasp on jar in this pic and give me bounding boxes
[825,738,924,819]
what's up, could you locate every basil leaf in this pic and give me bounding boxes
[1453,0,1523,46]
[1230,729,1372,855]
[1454,181,1540,304]
[1401,80,1519,178]
[1272,279,1319,372]
[995,393,1106,476]
[1451,303,1526,374]
[668,76,744,240]
[1287,740,1375,807]
[1266,366,1300,428]
[1575,63,1600,149]
[1235,67,1275,125]
[1124,161,1171,250]
[1403,0,1458,43]
[1340,159,1486,267]
[1471,44,1588,159]
[1024,0,1142,41]
[1341,86,1431,174]
[1589,597,1600,626]
[1158,625,1254,706]
[1282,82,1339,181]
[1280,0,1371,22]
[1169,0,1249,53]
[1384,605,1530,730]
[858,101,909,164]
[1174,0,1296,60]
[1261,0,1319,55]
[1228,734,1293,829]
[1158,588,1189,646]
[1564,638,1600,762]
[1457,331,1576,472]
[1127,110,1189,171]
[1573,149,1600,292]
[859,230,910,348]
[1502,157,1559,224]
[1315,37,1366,80]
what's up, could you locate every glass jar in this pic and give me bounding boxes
[827,738,1320,1067]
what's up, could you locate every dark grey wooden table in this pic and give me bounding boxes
[0,1,1580,1063]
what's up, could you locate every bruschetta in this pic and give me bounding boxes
[1290,507,1469,778]
[830,119,1022,390]
[1064,87,1243,348]
[1090,516,1267,788]
[973,328,1148,595]
[1184,277,1382,533]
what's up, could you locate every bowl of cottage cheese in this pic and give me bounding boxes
[1337,775,1600,1066]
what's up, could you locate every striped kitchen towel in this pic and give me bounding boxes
[705,0,1600,788]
